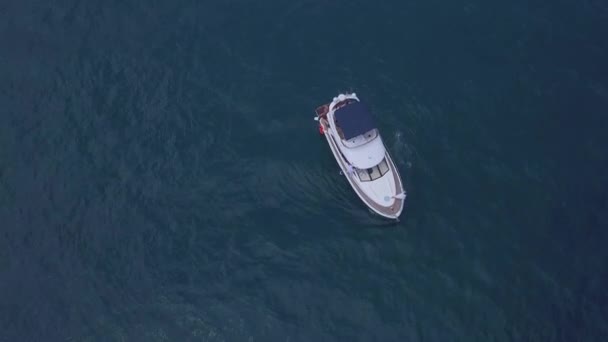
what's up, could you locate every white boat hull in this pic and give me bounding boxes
[315,95,406,220]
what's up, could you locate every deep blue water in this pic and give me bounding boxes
[1,1,608,341]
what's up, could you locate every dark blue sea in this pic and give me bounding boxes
[2,1,608,341]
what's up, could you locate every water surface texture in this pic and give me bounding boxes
[2,1,608,341]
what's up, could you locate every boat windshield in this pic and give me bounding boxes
[356,157,390,182]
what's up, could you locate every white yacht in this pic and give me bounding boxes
[315,93,406,219]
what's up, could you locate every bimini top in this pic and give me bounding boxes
[334,101,377,140]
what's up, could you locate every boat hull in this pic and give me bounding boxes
[316,110,406,220]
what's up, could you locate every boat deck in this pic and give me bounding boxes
[316,103,347,139]
[315,99,355,118]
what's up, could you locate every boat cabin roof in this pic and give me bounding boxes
[334,101,377,140]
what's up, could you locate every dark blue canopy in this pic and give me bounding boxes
[334,101,377,140]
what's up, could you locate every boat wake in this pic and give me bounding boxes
[228,158,395,225]
[391,130,414,171]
